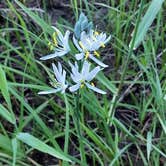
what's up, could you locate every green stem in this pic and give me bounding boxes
[64,93,70,156]
[74,91,87,165]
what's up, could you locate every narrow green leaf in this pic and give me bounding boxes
[131,0,164,49]
[17,133,72,162]
[81,123,113,157]
[97,72,117,94]
[0,134,12,153]
[157,113,166,135]
[0,65,11,109]
[12,138,17,166]
[14,0,53,35]
[109,143,132,166]
[152,144,166,158]
[147,132,152,161]
[136,144,148,165]
[9,87,62,150]
[113,117,134,139]
[0,104,15,124]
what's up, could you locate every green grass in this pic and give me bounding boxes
[0,0,166,165]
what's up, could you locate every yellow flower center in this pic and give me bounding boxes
[47,31,59,51]
[50,80,60,88]
[80,79,85,88]
[52,32,58,46]
[94,31,99,36]
[85,51,90,59]
[101,42,105,48]
[94,51,100,57]
[80,83,84,88]
[48,42,54,51]
[91,82,95,87]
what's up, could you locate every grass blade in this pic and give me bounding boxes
[147,131,152,161]
[109,143,132,166]
[12,138,17,166]
[14,0,53,34]
[157,113,166,135]
[0,104,15,124]
[17,133,72,162]
[0,65,11,109]
[131,0,164,49]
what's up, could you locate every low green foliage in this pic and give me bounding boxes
[0,0,166,165]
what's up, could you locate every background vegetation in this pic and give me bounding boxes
[0,0,166,165]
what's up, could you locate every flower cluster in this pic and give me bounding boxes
[39,13,111,95]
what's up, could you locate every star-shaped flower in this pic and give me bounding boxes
[69,61,106,94]
[40,27,70,60]
[38,62,68,94]
[73,30,111,68]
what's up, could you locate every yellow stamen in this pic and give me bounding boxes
[48,42,54,51]
[48,41,51,46]
[101,43,105,48]
[94,31,99,36]
[81,83,84,88]
[50,80,59,87]
[94,51,100,57]
[85,51,90,59]
[91,82,95,87]
[52,32,58,46]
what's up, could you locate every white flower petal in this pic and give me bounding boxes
[56,30,64,42]
[40,53,59,60]
[52,63,62,83]
[71,73,81,83]
[62,70,67,84]
[103,35,111,44]
[51,26,59,32]
[73,36,82,52]
[38,88,61,95]
[64,30,70,50]
[42,27,70,60]
[89,55,108,68]
[86,66,101,81]
[68,61,74,68]
[52,63,67,90]
[52,26,64,44]
[64,30,70,42]
[75,53,84,60]
[80,31,88,42]
[56,50,69,57]
[69,83,81,92]
[40,50,68,60]
[85,83,106,94]
[69,61,80,77]
[58,62,62,75]
[82,61,90,76]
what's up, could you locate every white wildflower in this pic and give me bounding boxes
[38,62,68,94]
[69,61,106,94]
[73,29,111,68]
[40,27,70,60]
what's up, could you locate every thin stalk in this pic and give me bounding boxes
[63,93,70,166]
[74,91,87,165]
